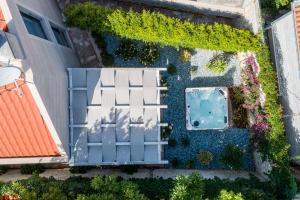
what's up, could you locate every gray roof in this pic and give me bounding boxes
[270,10,300,159]
[68,68,168,165]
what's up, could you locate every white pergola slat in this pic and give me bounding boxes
[68,68,168,166]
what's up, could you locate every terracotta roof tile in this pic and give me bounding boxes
[0,80,60,158]
[294,5,300,50]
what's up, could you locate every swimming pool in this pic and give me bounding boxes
[186,87,228,130]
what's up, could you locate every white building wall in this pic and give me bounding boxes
[0,0,81,162]
[270,12,300,163]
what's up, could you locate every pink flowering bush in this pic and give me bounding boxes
[245,55,259,74]
[253,112,269,136]
[241,56,261,110]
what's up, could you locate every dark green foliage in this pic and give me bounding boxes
[20,164,45,175]
[41,186,67,200]
[120,165,139,175]
[168,138,177,147]
[269,167,297,200]
[180,136,190,147]
[204,175,276,200]
[220,144,244,170]
[69,166,92,174]
[101,52,114,66]
[171,157,180,168]
[229,87,248,128]
[61,176,93,199]
[64,3,261,53]
[131,178,174,200]
[167,64,177,75]
[161,124,173,139]
[186,160,195,169]
[0,175,280,200]
[116,40,138,61]
[0,166,9,175]
[171,173,204,200]
[160,76,168,87]
[138,44,160,65]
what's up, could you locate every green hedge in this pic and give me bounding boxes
[64,3,261,53]
[0,174,277,200]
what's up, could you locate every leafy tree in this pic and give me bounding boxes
[170,173,204,200]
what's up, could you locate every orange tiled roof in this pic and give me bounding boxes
[0,7,8,32]
[0,80,60,158]
[294,4,300,49]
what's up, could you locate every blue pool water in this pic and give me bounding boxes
[186,88,228,130]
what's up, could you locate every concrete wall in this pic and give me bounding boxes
[269,12,300,163]
[0,0,81,163]
[121,0,250,17]
[121,0,261,33]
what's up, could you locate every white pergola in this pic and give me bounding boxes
[68,68,168,165]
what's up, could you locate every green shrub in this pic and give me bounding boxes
[218,190,244,200]
[167,64,177,75]
[161,124,173,139]
[229,87,248,128]
[206,54,228,74]
[64,3,260,53]
[20,164,45,174]
[69,166,92,174]
[116,40,138,61]
[170,173,204,200]
[190,66,198,76]
[181,136,190,147]
[186,160,195,169]
[41,186,67,200]
[197,150,213,165]
[138,44,160,65]
[269,167,297,200]
[168,138,177,148]
[0,165,9,175]
[131,178,174,200]
[160,76,168,87]
[101,52,114,66]
[179,49,192,62]
[120,165,139,175]
[220,144,244,170]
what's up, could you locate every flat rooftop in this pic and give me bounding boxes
[68,68,168,165]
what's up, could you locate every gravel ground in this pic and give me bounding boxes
[104,34,254,170]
